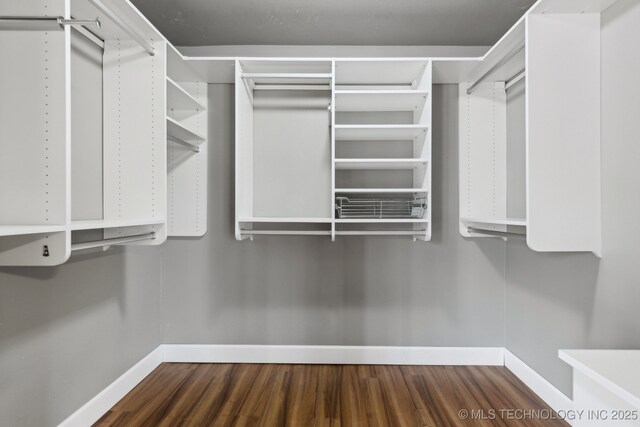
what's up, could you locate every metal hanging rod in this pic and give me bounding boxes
[241,73,332,80]
[71,232,156,252]
[168,136,200,153]
[241,230,331,236]
[252,84,331,91]
[467,44,525,95]
[505,69,526,90]
[467,227,526,239]
[0,16,101,31]
[88,0,156,56]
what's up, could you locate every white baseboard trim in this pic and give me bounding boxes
[162,344,505,366]
[504,349,574,416]
[58,346,163,427]
[60,346,575,427]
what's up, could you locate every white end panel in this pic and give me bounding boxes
[0,2,71,265]
[168,82,208,237]
[235,61,254,240]
[526,14,601,255]
[103,40,167,245]
[459,82,507,237]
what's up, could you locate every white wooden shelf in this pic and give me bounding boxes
[335,188,428,193]
[335,125,429,141]
[0,225,67,237]
[166,77,206,111]
[335,218,428,223]
[461,217,527,227]
[166,116,205,144]
[70,219,165,231]
[335,60,430,86]
[335,159,427,170]
[241,72,332,85]
[335,90,429,112]
[238,217,332,223]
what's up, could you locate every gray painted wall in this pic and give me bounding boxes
[161,83,507,347]
[0,32,164,427]
[505,0,640,397]
[0,248,162,426]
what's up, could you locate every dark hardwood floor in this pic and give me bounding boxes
[95,363,568,426]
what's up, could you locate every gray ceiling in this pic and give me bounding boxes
[131,0,535,47]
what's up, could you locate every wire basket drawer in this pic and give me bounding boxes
[335,196,426,219]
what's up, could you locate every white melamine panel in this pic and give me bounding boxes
[71,30,104,221]
[166,77,206,111]
[335,159,427,170]
[335,91,429,114]
[235,61,254,239]
[168,81,208,237]
[166,116,205,143]
[252,90,332,219]
[335,60,429,87]
[335,125,428,141]
[0,0,66,15]
[103,40,166,244]
[526,14,601,254]
[458,82,507,237]
[0,30,68,227]
[0,231,69,266]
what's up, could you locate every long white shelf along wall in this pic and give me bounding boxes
[234,59,432,241]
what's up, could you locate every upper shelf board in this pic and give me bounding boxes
[461,217,527,227]
[335,159,428,170]
[335,60,429,86]
[167,77,206,111]
[71,0,164,43]
[335,125,428,141]
[166,116,206,143]
[0,225,66,237]
[335,90,429,112]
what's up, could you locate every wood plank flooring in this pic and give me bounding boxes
[95,363,568,426]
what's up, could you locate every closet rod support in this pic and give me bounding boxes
[71,232,156,252]
[505,69,526,90]
[58,18,101,29]
[467,227,526,239]
[88,0,156,56]
[168,136,200,153]
[467,44,525,94]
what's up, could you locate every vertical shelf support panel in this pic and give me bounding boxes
[0,0,71,265]
[458,82,507,237]
[526,14,601,255]
[103,40,167,245]
[167,81,208,237]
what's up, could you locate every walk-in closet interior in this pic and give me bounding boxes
[1,0,639,425]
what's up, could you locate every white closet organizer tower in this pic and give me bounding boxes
[0,0,208,266]
[235,59,432,241]
[166,46,208,237]
[458,0,607,256]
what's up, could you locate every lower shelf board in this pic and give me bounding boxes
[335,188,428,193]
[0,225,67,237]
[238,217,332,223]
[335,218,427,223]
[461,217,527,227]
[71,219,165,231]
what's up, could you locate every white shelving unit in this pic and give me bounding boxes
[0,0,167,265]
[458,2,604,255]
[166,45,209,237]
[333,59,432,241]
[234,58,432,241]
